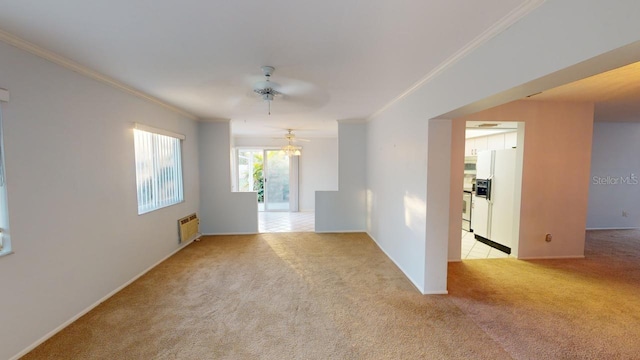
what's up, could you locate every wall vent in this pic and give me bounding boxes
[178,213,200,243]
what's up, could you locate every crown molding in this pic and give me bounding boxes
[337,118,367,124]
[369,0,546,120]
[201,118,231,123]
[0,28,198,120]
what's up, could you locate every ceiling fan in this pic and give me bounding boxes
[283,129,311,143]
[279,129,309,156]
[249,66,329,115]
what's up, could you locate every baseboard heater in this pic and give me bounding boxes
[474,234,511,255]
[178,213,201,243]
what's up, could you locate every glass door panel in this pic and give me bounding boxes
[237,149,264,210]
[264,150,290,211]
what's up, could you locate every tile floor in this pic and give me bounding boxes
[461,230,510,260]
[259,211,315,233]
[258,212,508,257]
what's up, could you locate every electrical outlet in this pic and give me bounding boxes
[622,211,628,217]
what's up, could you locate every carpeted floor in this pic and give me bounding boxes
[22,230,640,359]
[448,229,640,359]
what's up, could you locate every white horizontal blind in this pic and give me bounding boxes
[134,128,184,214]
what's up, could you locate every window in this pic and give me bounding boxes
[0,102,10,256]
[134,125,184,214]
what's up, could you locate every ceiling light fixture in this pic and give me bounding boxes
[281,141,301,157]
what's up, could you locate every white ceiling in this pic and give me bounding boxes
[0,0,531,138]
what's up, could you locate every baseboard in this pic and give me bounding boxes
[10,239,197,360]
[517,255,585,260]
[366,232,425,294]
[423,290,449,295]
[586,227,640,230]
[315,229,366,233]
[202,232,259,236]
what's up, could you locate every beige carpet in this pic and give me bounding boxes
[449,229,640,359]
[22,230,640,359]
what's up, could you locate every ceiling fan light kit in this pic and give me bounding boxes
[281,144,302,157]
[281,129,304,156]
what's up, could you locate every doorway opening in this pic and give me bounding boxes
[461,121,524,260]
[236,147,313,232]
[237,148,292,212]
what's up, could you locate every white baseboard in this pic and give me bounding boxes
[586,227,640,230]
[10,239,196,360]
[517,255,585,260]
[315,229,366,233]
[366,232,426,294]
[201,232,258,236]
[423,290,449,295]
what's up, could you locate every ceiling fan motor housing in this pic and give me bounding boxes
[261,66,275,77]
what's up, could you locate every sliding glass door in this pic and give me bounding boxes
[264,150,290,211]
[237,148,296,212]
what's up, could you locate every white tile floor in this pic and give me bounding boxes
[461,230,510,259]
[258,212,509,257]
[258,211,315,233]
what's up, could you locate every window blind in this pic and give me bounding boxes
[134,126,184,214]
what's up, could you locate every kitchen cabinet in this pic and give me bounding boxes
[505,131,517,148]
[465,131,517,155]
[465,139,474,156]
[488,133,505,150]
[466,136,488,156]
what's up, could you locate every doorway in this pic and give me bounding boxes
[237,148,297,212]
[236,148,311,232]
[461,121,524,260]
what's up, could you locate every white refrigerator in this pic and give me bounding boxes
[471,148,517,253]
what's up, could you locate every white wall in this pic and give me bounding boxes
[0,41,200,360]
[367,0,640,293]
[366,102,428,292]
[587,122,640,229]
[316,122,366,232]
[199,122,258,234]
[233,137,338,211]
[424,119,451,293]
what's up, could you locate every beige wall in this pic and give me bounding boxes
[449,100,594,260]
